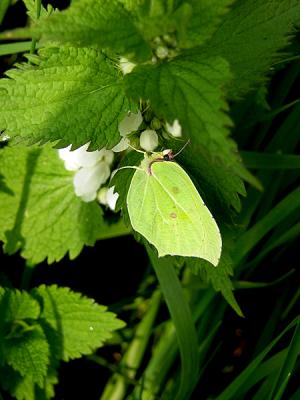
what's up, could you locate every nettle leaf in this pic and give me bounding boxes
[0,364,58,400]
[180,0,234,48]
[0,288,49,388]
[0,287,40,322]
[125,54,247,212]
[0,46,133,150]
[32,285,125,361]
[5,326,50,388]
[124,0,233,49]
[187,253,243,316]
[0,145,104,264]
[202,0,300,97]
[33,0,151,61]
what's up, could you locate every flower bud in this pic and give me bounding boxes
[139,130,158,152]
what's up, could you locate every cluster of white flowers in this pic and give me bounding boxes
[58,110,182,205]
[58,144,115,204]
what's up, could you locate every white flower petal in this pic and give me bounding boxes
[118,111,143,136]
[112,137,130,153]
[166,119,182,137]
[73,162,110,201]
[80,191,97,202]
[106,186,119,211]
[119,57,136,75]
[98,148,114,165]
[58,143,104,170]
[140,129,158,152]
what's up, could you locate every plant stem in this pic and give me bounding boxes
[100,290,161,400]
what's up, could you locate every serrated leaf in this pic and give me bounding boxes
[4,326,50,388]
[0,145,104,264]
[202,0,300,97]
[187,253,243,316]
[0,46,133,150]
[32,285,125,361]
[180,0,234,48]
[33,0,151,61]
[125,54,247,211]
[23,0,48,21]
[0,287,40,322]
[125,0,233,49]
[0,289,49,387]
[0,365,58,400]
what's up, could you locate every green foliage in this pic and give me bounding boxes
[202,0,300,97]
[0,285,124,400]
[0,1,300,399]
[32,285,125,361]
[0,46,132,150]
[32,0,151,61]
[0,145,104,263]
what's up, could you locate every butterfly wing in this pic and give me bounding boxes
[127,161,222,266]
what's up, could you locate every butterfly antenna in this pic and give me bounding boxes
[173,139,191,158]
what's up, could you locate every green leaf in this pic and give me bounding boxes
[0,287,40,323]
[23,0,48,21]
[5,326,50,388]
[179,0,234,48]
[125,0,233,49]
[0,365,58,400]
[0,145,104,263]
[125,54,248,212]
[33,0,151,61]
[0,288,49,388]
[32,285,125,361]
[0,46,133,150]
[202,0,300,97]
[187,253,243,316]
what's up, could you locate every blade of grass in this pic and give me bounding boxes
[130,289,217,400]
[147,246,199,400]
[0,41,38,56]
[233,187,300,264]
[0,0,10,25]
[241,152,300,170]
[233,349,287,399]
[100,290,161,400]
[268,322,300,400]
[215,316,300,400]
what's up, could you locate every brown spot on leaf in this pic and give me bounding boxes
[170,212,177,219]
[172,186,180,194]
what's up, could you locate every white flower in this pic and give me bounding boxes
[97,186,119,211]
[112,111,143,153]
[0,134,10,142]
[140,129,158,152]
[166,119,182,137]
[118,111,143,137]
[58,143,108,170]
[119,57,136,75]
[73,161,110,202]
[58,143,114,202]
[112,137,130,153]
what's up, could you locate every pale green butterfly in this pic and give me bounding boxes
[126,146,222,266]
